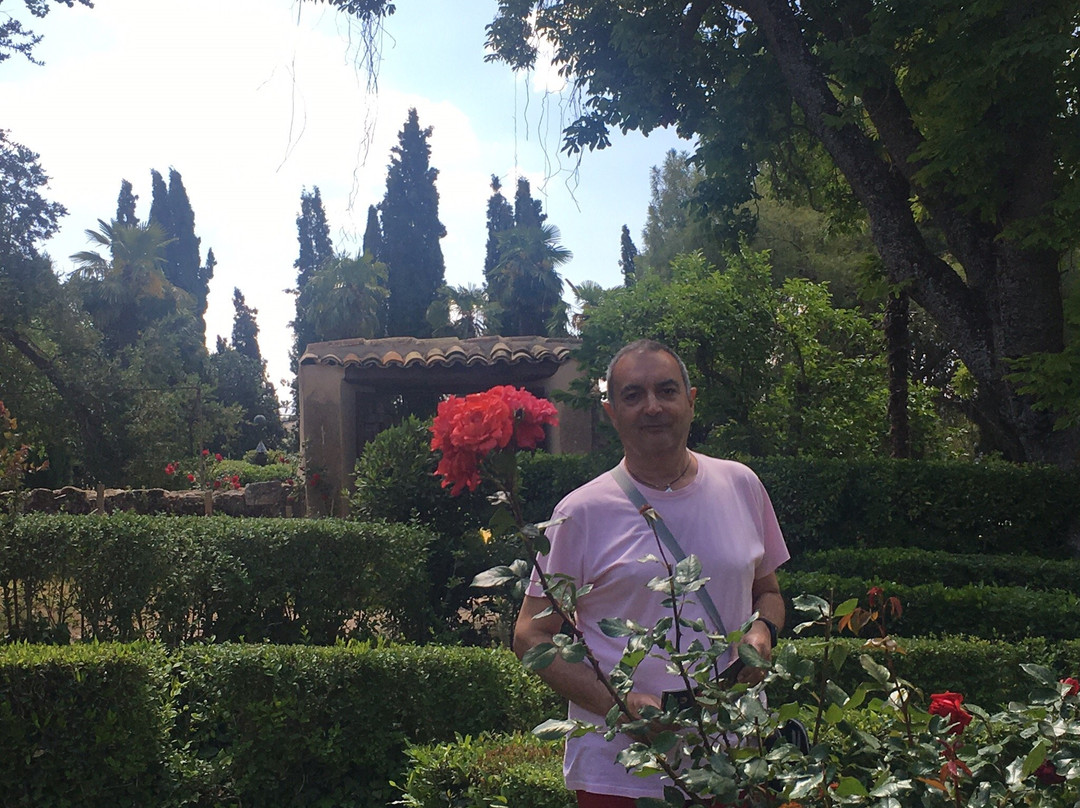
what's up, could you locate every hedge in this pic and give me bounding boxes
[2,637,1077,807]
[0,643,560,808]
[777,569,1080,641]
[397,733,573,808]
[355,426,1080,557]
[0,514,435,645]
[786,547,1080,593]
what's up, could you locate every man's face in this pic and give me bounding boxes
[602,349,696,459]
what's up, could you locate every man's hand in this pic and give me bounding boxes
[735,620,774,685]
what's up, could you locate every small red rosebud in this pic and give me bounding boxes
[187,473,196,483]
[232,480,241,490]
[165,463,175,475]
[214,453,223,462]
[929,691,973,734]
[1035,761,1065,785]
[231,474,239,483]
[201,449,209,456]
[213,479,221,489]
[1061,677,1079,696]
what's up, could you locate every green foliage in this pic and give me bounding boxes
[574,247,953,458]
[1,514,435,645]
[789,548,1080,595]
[484,0,1080,465]
[778,570,1080,642]
[397,733,573,808]
[0,642,556,808]
[751,457,1080,556]
[0,642,170,808]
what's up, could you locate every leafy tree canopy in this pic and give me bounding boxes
[477,0,1080,465]
[0,0,93,66]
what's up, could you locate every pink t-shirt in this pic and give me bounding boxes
[527,453,789,799]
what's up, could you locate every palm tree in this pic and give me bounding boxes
[297,252,388,341]
[489,223,572,336]
[565,279,607,335]
[70,219,178,350]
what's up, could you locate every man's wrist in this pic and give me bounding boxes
[755,617,778,647]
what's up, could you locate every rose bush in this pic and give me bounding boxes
[434,400,1080,807]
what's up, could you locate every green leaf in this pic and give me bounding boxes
[834,776,868,797]
[834,597,859,617]
[558,641,586,664]
[599,618,642,637]
[1022,740,1049,778]
[859,654,892,685]
[1020,663,1057,687]
[521,643,558,670]
[792,593,830,618]
[532,718,578,740]
[471,565,515,588]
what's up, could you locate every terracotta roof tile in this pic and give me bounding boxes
[300,336,578,371]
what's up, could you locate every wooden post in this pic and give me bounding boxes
[203,489,213,516]
[96,483,106,515]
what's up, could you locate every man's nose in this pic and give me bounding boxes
[644,392,663,414]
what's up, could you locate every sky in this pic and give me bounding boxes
[2,0,689,401]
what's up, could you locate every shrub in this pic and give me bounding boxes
[778,570,1080,641]
[397,733,573,808]
[0,643,170,808]
[788,547,1080,594]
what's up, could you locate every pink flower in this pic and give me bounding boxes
[929,691,973,734]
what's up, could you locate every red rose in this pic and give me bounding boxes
[201,449,209,456]
[929,691,973,734]
[214,453,223,462]
[1035,761,1065,785]
[309,472,321,486]
[434,446,483,496]
[187,473,196,483]
[492,385,559,450]
[1061,677,1079,697]
[213,479,221,489]
[165,463,175,475]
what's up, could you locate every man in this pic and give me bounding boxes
[514,339,789,807]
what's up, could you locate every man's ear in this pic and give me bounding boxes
[689,387,697,408]
[601,399,615,422]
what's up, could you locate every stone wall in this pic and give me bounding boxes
[21,481,300,518]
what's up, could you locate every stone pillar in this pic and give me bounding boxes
[298,360,358,517]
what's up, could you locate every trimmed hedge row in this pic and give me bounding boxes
[0,643,560,808]
[5,638,1077,808]
[777,569,1080,641]
[786,547,1080,593]
[357,432,1080,557]
[751,457,1080,556]
[0,514,434,644]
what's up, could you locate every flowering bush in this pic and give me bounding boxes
[163,450,241,491]
[0,400,48,513]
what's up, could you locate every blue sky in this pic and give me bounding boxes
[2,0,689,395]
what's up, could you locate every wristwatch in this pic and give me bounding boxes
[755,617,779,647]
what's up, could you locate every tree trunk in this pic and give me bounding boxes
[885,291,910,459]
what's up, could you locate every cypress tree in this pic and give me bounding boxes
[294,187,334,289]
[116,180,138,226]
[148,170,171,243]
[619,224,638,287]
[362,204,382,260]
[483,175,514,284]
[380,108,446,338]
[513,177,545,229]
[231,287,262,362]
